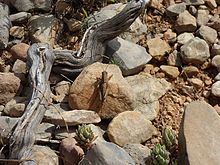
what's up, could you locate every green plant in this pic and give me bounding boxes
[162,127,177,151]
[76,124,95,147]
[151,143,170,165]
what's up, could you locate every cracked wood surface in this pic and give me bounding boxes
[7,0,147,164]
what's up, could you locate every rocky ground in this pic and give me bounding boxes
[1,0,220,164]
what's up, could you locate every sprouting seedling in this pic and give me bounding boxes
[76,124,96,150]
[162,127,177,151]
[151,143,170,165]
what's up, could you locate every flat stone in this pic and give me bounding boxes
[123,144,151,165]
[10,43,29,61]
[3,97,26,117]
[106,37,152,76]
[166,3,186,17]
[180,37,210,65]
[160,65,180,79]
[211,81,220,97]
[59,137,84,165]
[107,111,157,146]
[36,123,55,141]
[179,101,220,165]
[12,59,26,74]
[44,109,101,126]
[175,10,197,33]
[8,0,52,12]
[147,37,171,60]
[9,12,31,23]
[196,9,209,26]
[183,0,205,5]
[177,33,194,45]
[79,139,135,165]
[196,25,217,44]
[126,74,171,120]
[31,145,58,165]
[212,55,220,71]
[28,15,59,47]
[0,73,22,105]
[69,62,136,119]
[87,3,147,43]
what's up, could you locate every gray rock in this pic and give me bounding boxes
[106,37,152,76]
[214,73,220,81]
[12,59,26,74]
[10,12,31,23]
[183,0,205,5]
[166,3,186,17]
[87,3,147,43]
[28,15,59,47]
[211,81,220,97]
[177,32,194,45]
[180,37,210,65]
[196,26,217,44]
[44,109,101,126]
[175,10,197,33]
[147,37,171,60]
[36,123,55,141]
[126,74,171,120]
[0,3,11,49]
[212,55,220,71]
[3,97,26,117]
[123,144,151,165]
[211,43,220,56]
[8,0,52,12]
[79,139,135,165]
[31,145,58,165]
[0,73,22,105]
[179,101,220,165]
[196,9,210,26]
[107,111,157,146]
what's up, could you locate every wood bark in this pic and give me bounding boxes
[7,0,147,164]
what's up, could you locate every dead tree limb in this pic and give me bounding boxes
[8,0,147,164]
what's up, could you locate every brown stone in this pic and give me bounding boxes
[10,43,30,61]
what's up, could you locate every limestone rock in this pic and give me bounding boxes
[126,74,171,120]
[179,101,220,165]
[3,97,26,117]
[211,81,220,97]
[196,25,217,44]
[166,3,186,17]
[106,37,152,76]
[180,37,210,65]
[28,15,59,47]
[44,109,101,126]
[8,0,52,12]
[10,43,29,61]
[177,33,194,45]
[160,65,180,79]
[79,139,135,165]
[12,59,26,74]
[147,37,171,60]
[31,145,58,165]
[9,12,31,23]
[123,144,151,165]
[0,73,22,105]
[196,9,209,26]
[69,62,136,119]
[175,10,197,33]
[59,137,84,165]
[107,111,157,146]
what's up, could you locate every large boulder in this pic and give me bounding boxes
[179,101,220,165]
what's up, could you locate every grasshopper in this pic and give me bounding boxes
[96,70,113,102]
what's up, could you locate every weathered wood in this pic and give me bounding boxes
[8,0,147,164]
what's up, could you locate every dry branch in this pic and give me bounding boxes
[7,0,147,164]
